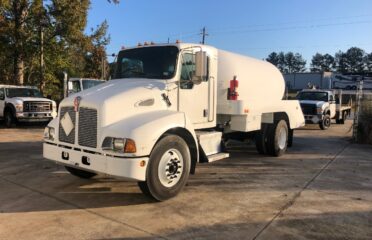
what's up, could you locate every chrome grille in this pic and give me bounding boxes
[58,107,76,144]
[24,101,51,112]
[300,103,317,115]
[78,107,97,148]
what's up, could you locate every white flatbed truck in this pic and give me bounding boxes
[297,89,352,130]
[43,43,305,201]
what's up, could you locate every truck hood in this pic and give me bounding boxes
[299,100,326,108]
[9,97,53,102]
[60,78,169,126]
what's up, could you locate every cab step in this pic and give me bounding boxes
[207,152,230,162]
[196,130,230,163]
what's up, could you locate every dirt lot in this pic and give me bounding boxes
[0,120,372,240]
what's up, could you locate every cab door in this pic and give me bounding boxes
[178,50,211,127]
[0,88,5,117]
[329,93,336,118]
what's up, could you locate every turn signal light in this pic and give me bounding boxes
[124,139,137,153]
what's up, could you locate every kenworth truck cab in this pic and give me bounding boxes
[0,85,57,127]
[297,89,351,130]
[43,43,305,201]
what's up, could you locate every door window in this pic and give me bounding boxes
[70,81,81,93]
[180,52,196,89]
[0,88,4,100]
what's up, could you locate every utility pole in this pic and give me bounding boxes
[101,55,105,79]
[40,24,45,92]
[200,27,208,44]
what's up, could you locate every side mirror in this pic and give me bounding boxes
[67,81,73,90]
[0,93,4,100]
[193,51,208,84]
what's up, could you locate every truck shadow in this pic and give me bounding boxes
[94,210,372,240]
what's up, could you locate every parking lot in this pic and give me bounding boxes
[0,120,371,240]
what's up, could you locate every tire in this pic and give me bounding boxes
[4,110,16,128]
[287,129,294,148]
[255,124,268,154]
[319,114,331,130]
[65,166,97,179]
[339,111,347,124]
[138,135,190,201]
[266,120,288,157]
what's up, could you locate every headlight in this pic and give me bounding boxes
[15,103,23,112]
[102,137,136,153]
[44,127,55,141]
[316,107,323,114]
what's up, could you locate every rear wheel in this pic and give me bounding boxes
[138,135,190,201]
[339,111,347,124]
[65,166,97,179]
[319,114,331,130]
[287,129,294,147]
[266,120,288,157]
[255,124,268,154]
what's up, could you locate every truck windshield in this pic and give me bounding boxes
[114,46,179,80]
[6,88,43,98]
[82,80,104,90]
[297,92,328,101]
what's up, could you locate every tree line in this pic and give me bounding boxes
[266,47,372,75]
[0,0,116,100]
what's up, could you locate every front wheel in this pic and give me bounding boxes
[319,114,331,130]
[4,111,16,128]
[138,135,190,201]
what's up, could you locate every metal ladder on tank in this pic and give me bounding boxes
[352,80,364,142]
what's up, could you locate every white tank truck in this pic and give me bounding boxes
[43,43,305,201]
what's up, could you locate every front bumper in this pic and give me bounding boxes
[304,114,323,124]
[43,142,149,181]
[16,112,54,122]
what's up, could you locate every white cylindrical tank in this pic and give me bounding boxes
[217,49,285,114]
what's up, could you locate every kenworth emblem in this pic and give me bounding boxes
[74,96,82,112]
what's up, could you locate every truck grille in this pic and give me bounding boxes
[300,103,317,115]
[59,107,76,144]
[78,108,97,148]
[24,101,51,112]
[58,107,97,148]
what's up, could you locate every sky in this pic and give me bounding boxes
[87,0,372,65]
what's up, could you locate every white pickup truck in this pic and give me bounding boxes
[43,43,305,201]
[0,85,57,127]
[297,89,352,130]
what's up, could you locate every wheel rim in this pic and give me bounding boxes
[278,127,287,150]
[325,118,330,127]
[158,149,183,188]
